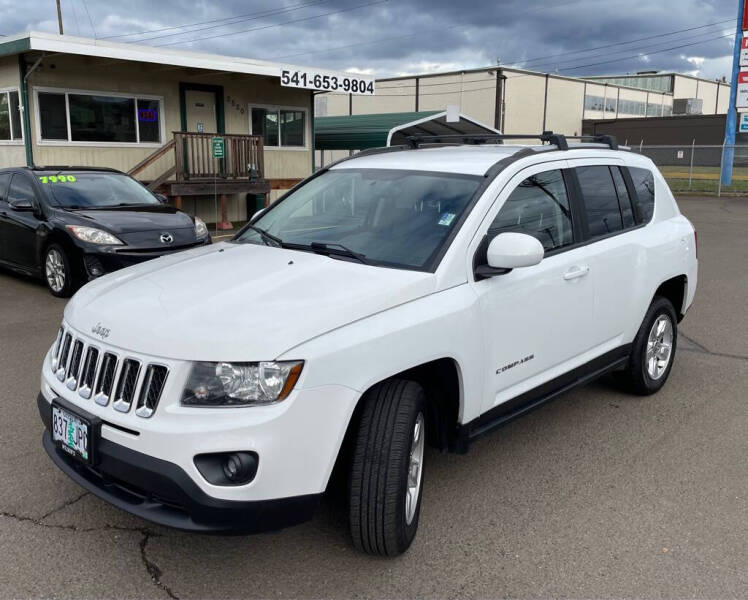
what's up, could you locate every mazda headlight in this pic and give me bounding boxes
[66,225,123,245]
[182,361,303,407]
[194,217,209,239]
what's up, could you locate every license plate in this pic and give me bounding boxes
[52,403,92,463]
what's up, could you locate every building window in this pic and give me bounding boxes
[618,99,646,116]
[250,105,306,148]
[36,89,163,144]
[605,97,617,113]
[584,95,604,111]
[0,89,23,141]
[646,101,662,117]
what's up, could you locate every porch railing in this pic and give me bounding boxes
[174,132,265,181]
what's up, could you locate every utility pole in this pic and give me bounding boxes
[56,0,64,34]
[721,0,745,186]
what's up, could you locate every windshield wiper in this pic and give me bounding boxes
[245,225,284,247]
[308,242,370,264]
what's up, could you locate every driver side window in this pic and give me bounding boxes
[489,169,573,252]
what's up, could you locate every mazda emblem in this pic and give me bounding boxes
[160,232,174,244]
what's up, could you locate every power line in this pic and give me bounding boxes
[513,27,735,73]
[151,0,389,48]
[373,22,733,90]
[370,32,733,96]
[108,0,331,42]
[81,0,97,39]
[265,0,585,61]
[511,18,733,69]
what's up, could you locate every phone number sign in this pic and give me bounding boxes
[280,69,375,95]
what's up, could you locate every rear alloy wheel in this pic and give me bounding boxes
[618,296,678,395]
[44,244,74,298]
[348,379,426,556]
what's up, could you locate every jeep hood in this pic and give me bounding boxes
[64,242,436,361]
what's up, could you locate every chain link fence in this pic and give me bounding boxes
[629,144,748,195]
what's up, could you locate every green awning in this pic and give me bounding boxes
[315,110,498,151]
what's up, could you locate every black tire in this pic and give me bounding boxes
[618,296,678,395]
[43,244,75,298]
[348,379,426,556]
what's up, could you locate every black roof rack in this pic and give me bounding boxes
[403,131,619,151]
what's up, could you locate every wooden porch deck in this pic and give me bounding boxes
[129,131,271,228]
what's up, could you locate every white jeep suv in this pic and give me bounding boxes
[39,133,697,556]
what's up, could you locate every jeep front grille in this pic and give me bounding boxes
[79,347,99,399]
[56,333,72,381]
[94,352,118,406]
[51,326,169,418]
[113,359,140,413]
[135,365,168,418]
[65,340,84,390]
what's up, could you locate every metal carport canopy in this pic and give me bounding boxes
[314,111,499,151]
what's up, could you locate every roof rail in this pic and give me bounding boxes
[403,131,620,151]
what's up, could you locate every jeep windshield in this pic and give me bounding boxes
[39,171,161,209]
[236,168,482,270]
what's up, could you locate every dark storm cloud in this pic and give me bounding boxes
[0,0,738,79]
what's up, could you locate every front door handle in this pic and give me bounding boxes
[563,265,590,280]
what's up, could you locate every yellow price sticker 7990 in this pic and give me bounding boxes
[39,175,77,184]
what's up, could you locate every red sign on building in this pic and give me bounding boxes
[744,2,748,30]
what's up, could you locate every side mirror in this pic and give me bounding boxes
[155,193,169,204]
[476,232,544,278]
[9,198,34,212]
[487,232,544,269]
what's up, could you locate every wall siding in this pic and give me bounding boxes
[24,55,312,184]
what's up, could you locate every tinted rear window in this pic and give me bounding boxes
[629,167,655,224]
[576,166,623,238]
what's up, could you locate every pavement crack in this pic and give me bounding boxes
[39,491,89,521]
[140,531,179,600]
[679,332,748,361]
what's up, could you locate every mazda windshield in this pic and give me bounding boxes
[39,171,162,209]
[235,168,482,270]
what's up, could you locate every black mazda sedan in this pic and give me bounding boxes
[0,166,211,296]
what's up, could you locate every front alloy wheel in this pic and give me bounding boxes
[44,244,74,297]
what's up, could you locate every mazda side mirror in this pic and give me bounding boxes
[9,198,34,212]
[476,232,544,278]
[155,193,169,204]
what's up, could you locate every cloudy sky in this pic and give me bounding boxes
[0,0,740,80]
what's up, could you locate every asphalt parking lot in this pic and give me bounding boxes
[1,196,746,599]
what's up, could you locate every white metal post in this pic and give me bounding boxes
[689,139,695,190]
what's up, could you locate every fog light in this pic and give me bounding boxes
[83,255,105,278]
[194,451,258,486]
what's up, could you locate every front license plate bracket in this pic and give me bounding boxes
[50,397,101,465]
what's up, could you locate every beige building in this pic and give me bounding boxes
[0,31,363,222]
[318,67,730,139]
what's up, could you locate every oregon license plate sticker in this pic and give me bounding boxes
[52,405,90,461]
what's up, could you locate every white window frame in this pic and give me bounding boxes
[33,86,166,148]
[248,103,309,151]
[0,86,24,146]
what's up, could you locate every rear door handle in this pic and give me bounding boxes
[563,265,590,280]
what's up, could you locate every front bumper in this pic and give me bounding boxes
[38,394,319,533]
[83,237,212,278]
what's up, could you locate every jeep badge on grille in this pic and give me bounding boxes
[91,323,110,339]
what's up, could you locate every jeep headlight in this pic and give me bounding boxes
[181,361,303,407]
